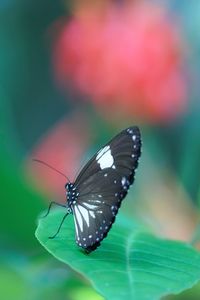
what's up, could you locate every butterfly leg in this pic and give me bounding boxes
[42,201,66,218]
[49,213,69,239]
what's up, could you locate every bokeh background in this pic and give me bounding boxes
[1,0,200,299]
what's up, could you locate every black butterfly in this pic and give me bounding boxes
[45,126,141,253]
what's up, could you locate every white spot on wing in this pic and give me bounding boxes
[96,145,114,169]
[132,135,136,141]
[78,205,90,227]
[74,206,83,232]
[121,177,126,186]
[127,128,133,134]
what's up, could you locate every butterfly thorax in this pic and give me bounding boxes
[65,182,79,213]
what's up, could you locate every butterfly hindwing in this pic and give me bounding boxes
[71,126,141,252]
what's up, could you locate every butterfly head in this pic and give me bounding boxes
[65,182,79,212]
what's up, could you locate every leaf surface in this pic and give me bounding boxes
[36,210,200,300]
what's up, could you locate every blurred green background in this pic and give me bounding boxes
[1,0,200,299]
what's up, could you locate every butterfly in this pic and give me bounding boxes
[44,126,141,253]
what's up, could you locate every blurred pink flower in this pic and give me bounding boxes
[53,1,187,123]
[26,117,89,202]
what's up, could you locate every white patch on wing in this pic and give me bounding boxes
[89,211,95,218]
[82,202,98,210]
[88,199,102,203]
[96,145,114,169]
[74,206,83,232]
[74,216,79,237]
[96,145,110,159]
[78,205,90,227]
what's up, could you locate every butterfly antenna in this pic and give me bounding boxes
[32,159,70,182]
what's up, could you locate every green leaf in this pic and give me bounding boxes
[36,210,200,300]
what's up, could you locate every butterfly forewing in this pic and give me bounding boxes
[71,126,141,252]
